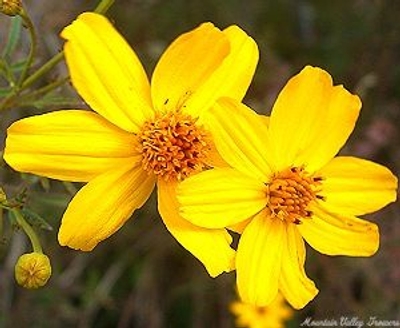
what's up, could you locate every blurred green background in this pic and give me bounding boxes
[0,0,399,327]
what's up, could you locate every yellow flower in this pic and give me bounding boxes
[0,0,22,16]
[15,252,52,289]
[178,66,398,308]
[231,294,293,328]
[3,13,259,277]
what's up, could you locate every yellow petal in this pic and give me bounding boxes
[204,139,230,168]
[298,203,379,256]
[58,164,155,251]
[318,156,398,216]
[62,13,154,132]
[204,98,273,181]
[178,168,267,229]
[182,25,259,116]
[158,180,235,277]
[151,22,229,113]
[237,212,285,306]
[269,66,361,172]
[3,110,139,182]
[279,224,318,309]
[228,218,252,235]
[218,25,259,100]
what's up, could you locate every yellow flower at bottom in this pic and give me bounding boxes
[178,66,398,308]
[231,294,293,328]
[15,253,52,289]
[3,13,259,278]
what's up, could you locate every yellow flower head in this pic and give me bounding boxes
[3,13,259,277]
[0,0,22,16]
[231,294,293,328]
[15,252,52,289]
[178,66,398,308]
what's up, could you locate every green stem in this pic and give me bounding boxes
[21,51,64,90]
[17,8,37,87]
[16,0,115,89]
[94,0,115,14]
[0,52,64,111]
[0,0,115,112]
[12,209,42,253]
[19,76,69,102]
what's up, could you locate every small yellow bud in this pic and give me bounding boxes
[14,252,52,289]
[0,187,6,202]
[0,0,22,16]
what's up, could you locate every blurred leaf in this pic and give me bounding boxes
[21,172,41,184]
[30,192,71,210]
[0,87,12,97]
[2,16,23,59]
[29,95,82,110]
[10,60,29,73]
[0,58,15,83]
[0,58,7,77]
[39,177,50,191]
[20,208,53,231]
[62,181,78,195]
[14,187,27,207]
[0,207,3,243]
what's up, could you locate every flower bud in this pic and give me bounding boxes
[14,252,52,289]
[0,0,22,16]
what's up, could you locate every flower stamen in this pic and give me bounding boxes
[266,167,323,224]
[138,110,210,181]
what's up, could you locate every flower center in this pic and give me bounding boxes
[137,111,210,181]
[266,167,323,224]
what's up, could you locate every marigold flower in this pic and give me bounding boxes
[231,294,293,328]
[3,13,258,277]
[15,252,52,289]
[178,66,398,308]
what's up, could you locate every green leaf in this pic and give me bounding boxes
[2,16,23,59]
[20,208,53,232]
[0,87,12,98]
[10,59,29,73]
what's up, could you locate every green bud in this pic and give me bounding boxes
[15,252,52,289]
[1,0,22,16]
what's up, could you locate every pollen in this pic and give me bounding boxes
[137,110,210,181]
[266,167,323,224]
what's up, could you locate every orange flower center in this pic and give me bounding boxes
[266,167,323,224]
[137,111,210,181]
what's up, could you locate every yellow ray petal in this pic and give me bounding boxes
[204,140,230,168]
[237,212,285,306]
[298,203,379,256]
[62,13,154,132]
[178,168,267,229]
[228,218,252,235]
[58,164,156,251]
[204,98,273,181]
[218,25,259,100]
[158,180,235,277]
[318,156,397,216]
[4,110,139,182]
[151,22,229,113]
[182,25,259,116]
[279,224,318,309]
[269,66,361,172]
